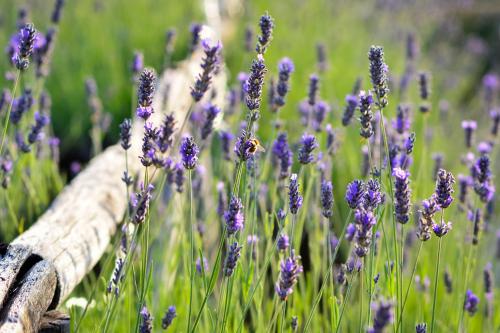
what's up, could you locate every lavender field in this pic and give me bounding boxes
[0,0,499,332]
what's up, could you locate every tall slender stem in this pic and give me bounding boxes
[187,170,194,332]
[430,237,443,333]
[0,70,21,156]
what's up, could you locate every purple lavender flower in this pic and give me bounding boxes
[234,130,254,162]
[417,196,439,241]
[140,122,159,167]
[174,163,185,193]
[354,208,376,257]
[106,257,124,296]
[490,109,500,137]
[238,72,249,102]
[51,0,65,24]
[139,306,153,333]
[359,90,374,139]
[435,169,455,209]
[272,132,292,179]
[345,180,365,209]
[162,306,176,329]
[11,88,33,124]
[12,23,37,70]
[189,23,202,53]
[345,223,356,242]
[131,51,144,76]
[277,234,290,252]
[277,208,287,221]
[461,120,477,149]
[244,26,254,52]
[291,316,298,332]
[341,94,358,126]
[368,45,389,107]
[415,323,427,333]
[298,100,310,126]
[484,263,493,317]
[132,184,154,224]
[136,69,156,120]
[201,104,221,140]
[224,195,244,235]
[432,153,443,181]
[191,39,222,102]
[289,174,303,215]
[405,132,416,154]
[393,167,411,224]
[477,141,492,155]
[392,104,411,134]
[308,74,319,107]
[256,13,274,54]
[275,250,303,301]
[368,299,393,333]
[245,58,267,111]
[326,124,335,154]
[219,131,233,161]
[316,43,328,73]
[196,257,208,274]
[457,174,472,204]
[418,71,431,113]
[312,100,330,132]
[273,57,294,109]
[27,111,50,144]
[432,221,452,237]
[180,136,199,170]
[320,180,334,218]
[119,119,132,150]
[156,114,176,153]
[464,290,479,316]
[364,179,384,211]
[223,241,242,277]
[298,133,318,164]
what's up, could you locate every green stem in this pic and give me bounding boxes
[430,237,442,333]
[0,70,21,156]
[335,271,357,333]
[187,170,194,332]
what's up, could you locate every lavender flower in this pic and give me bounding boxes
[189,23,202,53]
[201,104,221,139]
[291,316,298,331]
[432,221,452,237]
[174,163,185,193]
[136,69,156,120]
[368,299,393,333]
[27,111,50,144]
[223,241,242,276]
[308,74,319,107]
[140,122,159,167]
[320,180,334,218]
[51,0,65,24]
[273,58,294,109]
[277,234,290,252]
[444,270,453,293]
[393,167,411,224]
[405,132,416,154]
[490,109,500,137]
[457,174,472,204]
[359,90,374,139]
[345,223,356,242]
[277,208,287,221]
[417,197,439,241]
[461,120,477,149]
[180,136,199,170]
[162,306,176,329]
[464,290,479,316]
[272,132,292,179]
[244,26,254,52]
[484,263,493,317]
[316,43,328,73]
[106,257,124,296]
[119,119,132,150]
[191,39,222,102]
[368,45,389,107]
[472,208,482,245]
[415,323,427,333]
[313,101,330,132]
[245,58,267,111]
[432,153,443,181]
[131,51,144,76]
[234,130,254,162]
[345,180,365,209]
[157,114,176,153]
[341,94,358,126]
[224,195,244,235]
[11,88,33,124]
[132,184,154,224]
[354,208,376,257]
[435,169,455,209]
[393,104,411,134]
[219,131,233,161]
[326,124,335,154]
[256,13,274,54]
[418,71,431,113]
[275,250,303,301]
[364,178,384,211]
[298,133,318,164]
[139,306,153,333]
[289,174,303,215]
[13,23,37,70]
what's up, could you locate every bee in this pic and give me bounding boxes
[248,138,266,154]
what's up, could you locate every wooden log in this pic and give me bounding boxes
[0,25,226,331]
[38,311,70,333]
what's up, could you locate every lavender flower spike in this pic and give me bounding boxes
[298,133,318,164]
[368,299,394,333]
[289,174,303,215]
[345,180,365,209]
[191,39,222,102]
[139,306,153,333]
[272,132,292,179]
[320,180,334,218]
[13,23,37,70]
[364,178,385,211]
[359,90,374,139]
[224,195,244,235]
[275,250,303,301]
[223,241,242,277]
[180,136,199,170]
[435,169,455,209]
[461,120,477,149]
[162,306,177,329]
[277,234,290,252]
[119,119,132,150]
[132,184,154,224]
[136,68,156,120]
[273,57,294,109]
[464,290,479,316]
[201,103,221,139]
[415,323,427,333]
[256,13,274,54]
[393,167,411,224]
[368,45,389,107]
[341,94,358,126]
[245,57,267,111]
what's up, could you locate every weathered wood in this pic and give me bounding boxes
[0,260,57,333]
[38,311,70,333]
[0,25,226,331]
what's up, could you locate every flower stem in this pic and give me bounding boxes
[187,170,194,332]
[430,237,442,333]
[0,70,21,157]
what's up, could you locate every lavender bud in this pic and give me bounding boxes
[345,180,365,209]
[27,111,50,144]
[219,131,234,161]
[131,51,144,76]
[316,43,328,73]
[174,163,185,193]
[364,179,385,211]
[224,195,244,235]
[472,208,482,245]
[418,72,431,113]
[432,221,452,237]
[189,23,202,53]
[298,133,318,164]
[14,23,37,70]
[272,132,292,179]
[444,269,453,293]
[119,119,132,150]
[393,167,411,224]
[136,68,156,120]
[201,104,221,140]
[289,174,303,215]
[489,109,500,137]
[273,57,294,109]
[244,26,254,52]
[392,104,411,135]
[256,13,274,54]
[106,257,124,295]
[234,130,256,162]
[435,169,455,209]
[461,120,477,149]
[162,306,176,329]
[354,208,376,257]
[359,90,374,139]
[291,316,298,331]
[341,94,358,126]
[275,250,303,301]
[51,0,65,24]
[320,180,334,218]
[312,101,330,132]
[368,45,389,107]
[432,153,443,181]
[326,124,335,154]
[156,114,176,153]
[464,290,479,316]
[132,184,154,224]
[223,241,242,277]
[277,234,290,252]
[245,58,267,111]
[139,306,153,333]
[191,39,222,102]
[368,299,393,333]
[415,323,427,333]
[405,132,416,154]
[180,136,199,170]
[308,74,319,107]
